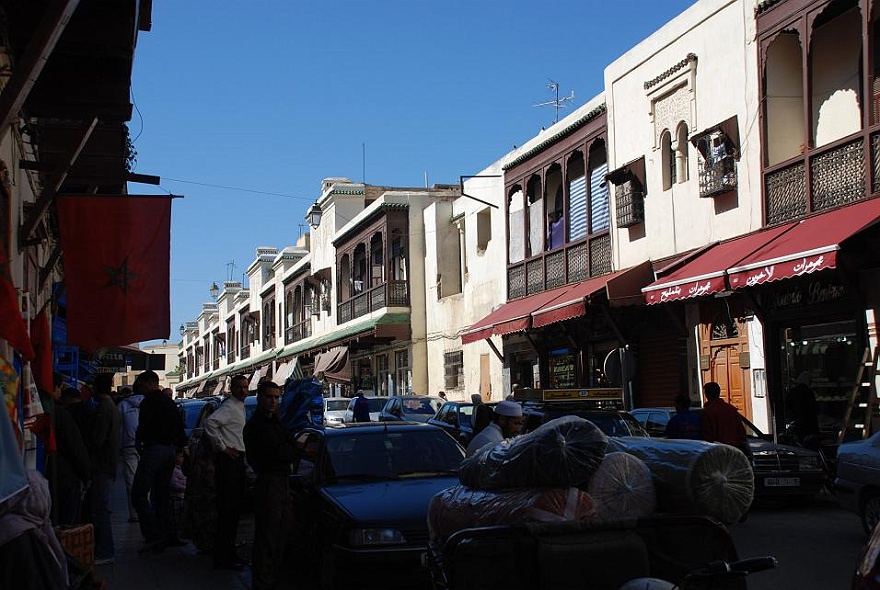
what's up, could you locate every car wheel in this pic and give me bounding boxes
[862,490,880,534]
[319,546,337,590]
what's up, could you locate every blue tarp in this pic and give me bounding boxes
[279,377,324,435]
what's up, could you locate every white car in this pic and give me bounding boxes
[323,396,350,425]
[342,396,390,423]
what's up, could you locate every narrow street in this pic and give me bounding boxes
[730,494,867,590]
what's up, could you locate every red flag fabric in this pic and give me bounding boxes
[56,195,172,352]
[31,303,53,393]
[0,236,34,361]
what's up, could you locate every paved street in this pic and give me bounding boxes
[92,472,255,590]
[730,493,867,590]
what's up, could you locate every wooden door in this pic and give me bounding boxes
[708,343,750,418]
[479,354,491,400]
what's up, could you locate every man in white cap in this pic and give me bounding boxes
[465,400,524,457]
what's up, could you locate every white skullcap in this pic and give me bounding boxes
[495,400,523,417]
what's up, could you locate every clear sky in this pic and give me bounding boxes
[129,0,696,345]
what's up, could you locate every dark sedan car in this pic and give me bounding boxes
[426,401,492,446]
[288,422,464,589]
[379,395,444,422]
[629,407,827,500]
[520,402,650,438]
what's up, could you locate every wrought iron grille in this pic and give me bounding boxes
[589,234,612,277]
[388,280,409,306]
[698,155,737,198]
[338,303,352,324]
[615,181,645,228]
[508,264,526,300]
[545,250,565,289]
[352,291,368,318]
[765,162,806,225]
[567,242,588,283]
[811,138,865,213]
[526,258,544,296]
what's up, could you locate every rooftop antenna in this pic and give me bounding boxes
[225,260,236,281]
[297,222,305,238]
[533,80,575,124]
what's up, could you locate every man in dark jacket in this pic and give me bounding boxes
[43,374,90,525]
[244,380,299,590]
[90,373,121,564]
[132,370,186,552]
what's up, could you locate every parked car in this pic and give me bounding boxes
[630,407,828,501]
[342,396,389,423]
[427,401,498,446]
[175,398,219,440]
[288,422,464,588]
[836,431,880,532]
[323,396,350,425]
[520,402,650,438]
[379,396,444,423]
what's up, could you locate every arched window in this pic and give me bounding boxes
[676,122,689,183]
[661,130,675,190]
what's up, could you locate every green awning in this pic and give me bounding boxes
[280,312,411,357]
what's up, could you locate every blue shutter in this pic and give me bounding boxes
[590,163,610,232]
[568,175,587,240]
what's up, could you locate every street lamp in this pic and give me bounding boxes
[306,201,323,229]
[209,281,220,300]
[179,324,185,336]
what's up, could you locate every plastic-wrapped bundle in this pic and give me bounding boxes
[587,452,656,521]
[278,377,324,435]
[459,415,608,490]
[606,437,753,524]
[428,484,599,549]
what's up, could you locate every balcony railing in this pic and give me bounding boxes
[507,234,611,300]
[227,349,236,362]
[240,345,250,360]
[698,155,737,198]
[263,335,275,350]
[285,320,312,344]
[337,280,410,324]
[212,359,219,370]
[764,133,872,225]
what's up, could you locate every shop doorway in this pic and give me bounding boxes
[700,309,751,419]
[707,343,749,417]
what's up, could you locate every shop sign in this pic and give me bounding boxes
[543,388,623,402]
[762,279,847,312]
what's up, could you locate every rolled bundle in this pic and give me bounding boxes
[587,452,656,521]
[605,437,754,524]
[459,415,607,490]
[428,484,599,549]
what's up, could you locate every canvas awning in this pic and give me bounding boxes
[313,346,350,384]
[727,197,880,289]
[248,366,269,391]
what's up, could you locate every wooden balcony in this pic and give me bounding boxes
[337,280,409,324]
[240,345,250,360]
[285,320,312,344]
[764,131,876,226]
[506,235,611,300]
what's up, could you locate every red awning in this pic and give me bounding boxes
[728,198,880,289]
[531,262,654,328]
[642,223,797,304]
[460,288,569,345]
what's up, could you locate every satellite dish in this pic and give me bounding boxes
[604,348,636,386]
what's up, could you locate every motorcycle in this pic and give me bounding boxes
[620,557,777,590]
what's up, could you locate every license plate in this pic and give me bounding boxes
[765,477,800,487]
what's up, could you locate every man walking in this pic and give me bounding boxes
[203,374,248,570]
[117,383,143,523]
[465,400,524,457]
[701,381,752,460]
[132,370,186,552]
[90,373,121,565]
[244,381,299,590]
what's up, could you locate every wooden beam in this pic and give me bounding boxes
[484,336,504,363]
[39,244,62,291]
[19,117,97,250]
[0,0,81,137]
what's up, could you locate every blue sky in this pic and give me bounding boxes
[129,0,695,344]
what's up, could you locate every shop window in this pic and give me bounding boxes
[608,157,646,228]
[444,350,464,390]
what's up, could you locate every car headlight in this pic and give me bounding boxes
[349,528,407,546]
[798,456,821,471]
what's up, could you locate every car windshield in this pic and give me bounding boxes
[325,429,463,481]
[326,399,348,411]
[367,398,388,412]
[402,398,438,415]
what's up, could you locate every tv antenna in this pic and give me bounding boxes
[533,80,575,124]
[226,260,237,281]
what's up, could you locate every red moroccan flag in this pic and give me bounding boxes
[0,236,34,361]
[56,195,172,352]
[31,303,53,393]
